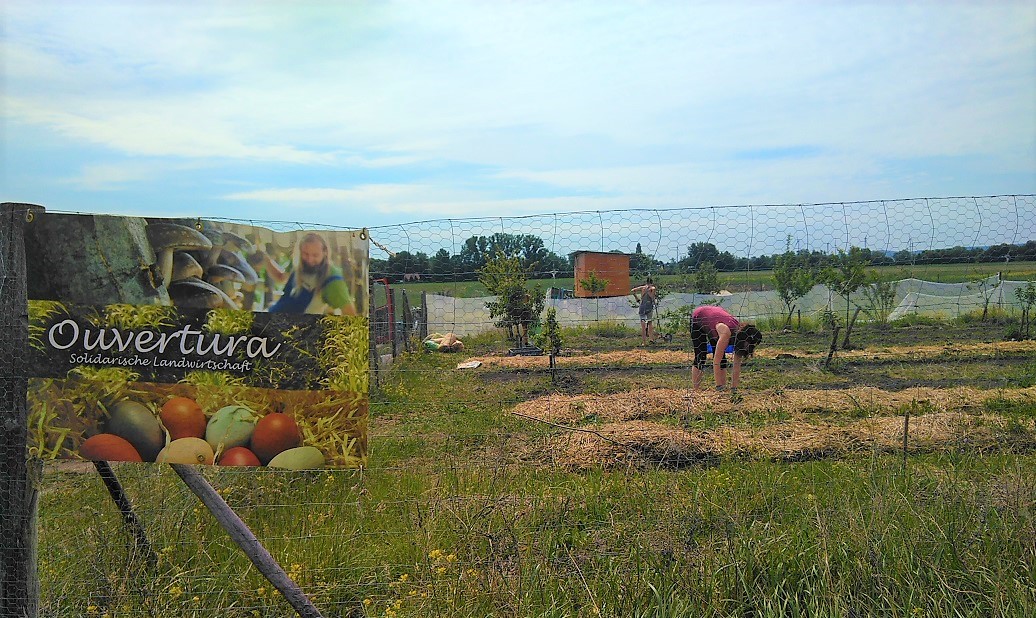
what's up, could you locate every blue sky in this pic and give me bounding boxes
[2,0,1034,239]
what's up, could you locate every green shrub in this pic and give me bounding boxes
[955,306,1013,325]
[656,305,693,339]
[580,320,634,338]
[533,307,564,356]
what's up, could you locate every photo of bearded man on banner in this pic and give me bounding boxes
[252,231,364,316]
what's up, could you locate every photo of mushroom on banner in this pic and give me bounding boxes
[24,212,369,469]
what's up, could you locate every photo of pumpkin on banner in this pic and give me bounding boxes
[24,213,369,468]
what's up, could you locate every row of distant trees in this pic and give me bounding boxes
[369,233,1036,283]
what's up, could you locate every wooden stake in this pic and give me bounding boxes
[170,464,326,618]
[93,461,158,569]
[902,406,910,477]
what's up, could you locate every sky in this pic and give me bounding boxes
[2,0,1035,254]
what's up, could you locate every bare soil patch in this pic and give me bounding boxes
[466,340,1036,370]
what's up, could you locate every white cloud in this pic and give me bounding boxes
[4,96,335,163]
[64,161,161,190]
[224,185,429,203]
[2,0,1033,219]
[222,182,639,219]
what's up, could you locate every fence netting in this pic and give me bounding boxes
[374,196,1035,337]
[2,196,1035,617]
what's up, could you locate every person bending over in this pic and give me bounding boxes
[690,304,762,392]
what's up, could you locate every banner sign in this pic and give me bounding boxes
[25,213,369,468]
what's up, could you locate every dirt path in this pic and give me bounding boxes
[465,339,1036,369]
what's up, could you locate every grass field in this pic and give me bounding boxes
[389,260,1036,298]
[35,313,1036,617]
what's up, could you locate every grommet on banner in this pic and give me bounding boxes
[195,218,203,231]
[25,210,34,223]
[359,229,368,241]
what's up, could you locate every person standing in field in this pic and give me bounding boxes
[630,276,658,345]
[690,304,762,392]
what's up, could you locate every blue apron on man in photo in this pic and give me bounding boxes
[269,271,344,313]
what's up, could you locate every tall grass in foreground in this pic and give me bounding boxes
[33,317,1036,617]
[37,452,1035,617]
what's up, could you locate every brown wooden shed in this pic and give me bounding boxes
[571,251,630,298]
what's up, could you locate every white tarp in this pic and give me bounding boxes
[424,276,1032,337]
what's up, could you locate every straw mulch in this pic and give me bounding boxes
[512,388,693,424]
[513,385,1036,425]
[512,386,1036,469]
[467,339,1036,370]
[538,412,1033,470]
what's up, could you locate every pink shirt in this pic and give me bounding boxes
[692,305,740,339]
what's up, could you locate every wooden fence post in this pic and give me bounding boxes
[1,203,43,618]
[388,288,398,358]
[400,289,413,353]
[420,291,428,341]
[368,289,379,389]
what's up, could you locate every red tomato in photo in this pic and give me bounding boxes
[80,433,143,462]
[161,397,207,440]
[218,446,262,467]
[250,413,301,464]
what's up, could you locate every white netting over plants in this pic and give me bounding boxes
[425,294,502,338]
[426,275,1030,336]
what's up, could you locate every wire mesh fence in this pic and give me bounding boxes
[3,196,1036,617]
[366,195,1036,340]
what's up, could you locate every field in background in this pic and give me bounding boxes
[36,312,1036,617]
[392,260,1036,298]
